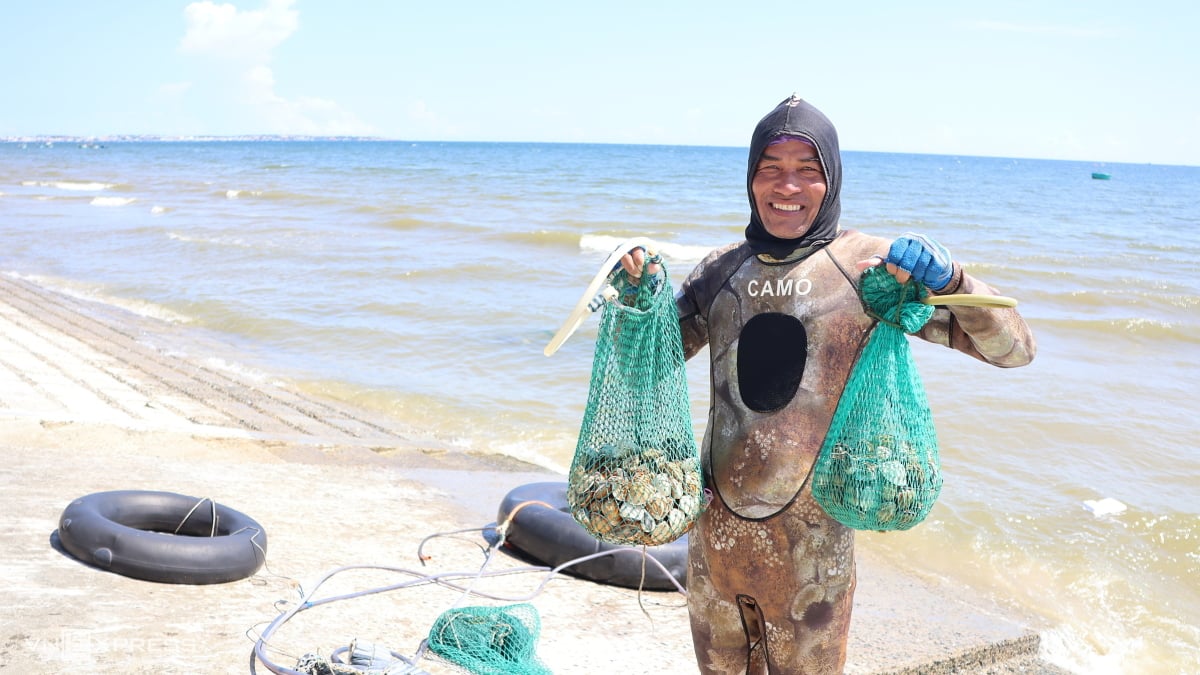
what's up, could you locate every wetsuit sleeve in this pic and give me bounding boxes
[916,269,1037,367]
[676,282,709,360]
[672,242,751,361]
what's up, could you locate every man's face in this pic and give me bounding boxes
[751,139,828,240]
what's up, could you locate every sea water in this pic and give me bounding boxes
[1,140,1197,673]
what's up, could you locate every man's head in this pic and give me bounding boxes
[744,96,842,257]
[751,136,827,241]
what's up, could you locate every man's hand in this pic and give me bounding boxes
[856,233,953,290]
[619,246,662,283]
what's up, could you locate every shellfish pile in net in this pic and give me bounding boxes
[567,444,704,546]
[812,434,942,531]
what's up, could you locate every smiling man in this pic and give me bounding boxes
[619,95,1036,673]
[751,136,829,241]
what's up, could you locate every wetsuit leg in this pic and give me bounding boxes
[688,496,857,674]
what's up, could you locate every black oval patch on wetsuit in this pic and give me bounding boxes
[737,312,807,412]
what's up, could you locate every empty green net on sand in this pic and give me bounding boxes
[427,603,551,675]
[812,265,944,531]
[567,265,704,547]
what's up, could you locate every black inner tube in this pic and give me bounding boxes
[497,482,687,591]
[58,490,268,585]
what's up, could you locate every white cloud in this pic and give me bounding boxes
[180,0,298,62]
[175,0,372,135]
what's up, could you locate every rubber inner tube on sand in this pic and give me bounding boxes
[57,490,268,585]
[496,482,687,591]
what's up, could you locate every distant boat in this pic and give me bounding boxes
[1092,172,1111,180]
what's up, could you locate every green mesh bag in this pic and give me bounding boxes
[427,603,551,675]
[567,264,703,547]
[811,265,944,531]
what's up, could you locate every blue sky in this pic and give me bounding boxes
[3,0,1196,165]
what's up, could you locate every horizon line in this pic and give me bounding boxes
[0,135,1186,168]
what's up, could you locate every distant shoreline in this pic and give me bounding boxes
[3,136,1174,166]
[0,134,387,144]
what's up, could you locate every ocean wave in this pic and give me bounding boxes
[1036,315,1195,342]
[166,231,262,249]
[5,272,193,324]
[497,229,586,248]
[21,180,115,191]
[224,189,262,199]
[221,188,343,207]
[90,197,136,207]
[579,234,716,264]
[378,216,432,231]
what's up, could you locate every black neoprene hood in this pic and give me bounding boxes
[743,95,843,258]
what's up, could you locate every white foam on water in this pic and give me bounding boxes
[1082,497,1127,518]
[21,180,114,191]
[225,189,263,199]
[202,356,268,383]
[1039,624,1142,675]
[55,181,114,191]
[90,197,136,207]
[579,234,716,264]
[150,205,168,215]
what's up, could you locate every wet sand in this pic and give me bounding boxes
[0,273,1071,674]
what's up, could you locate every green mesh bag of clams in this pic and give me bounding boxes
[568,264,704,547]
[812,265,944,531]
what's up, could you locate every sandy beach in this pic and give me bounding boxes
[0,272,1072,674]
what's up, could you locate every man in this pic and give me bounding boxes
[621,95,1035,673]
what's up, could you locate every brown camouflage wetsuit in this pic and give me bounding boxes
[676,232,1036,673]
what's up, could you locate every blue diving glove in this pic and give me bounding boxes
[885,233,954,291]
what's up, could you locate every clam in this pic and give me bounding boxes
[664,461,684,484]
[600,498,621,524]
[880,460,907,486]
[876,502,897,525]
[613,523,642,543]
[667,508,685,530]
[589,511,614,535]
[610,475,629,502]
[592,476,612,500]
[880,483,897,502]
[906,461,927,486]
[650,520,672,543]
[646,496,671,520]
[651,473,674,499]
[641,512,656,534]
[624,476,656,507]
[619,501,646,523]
